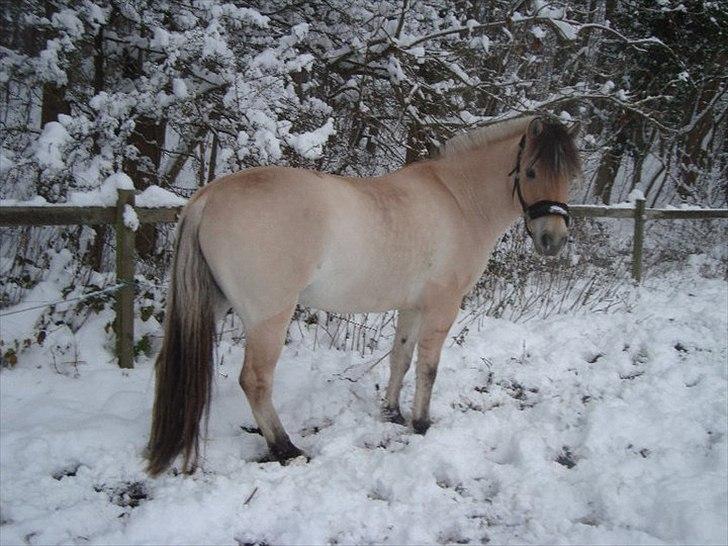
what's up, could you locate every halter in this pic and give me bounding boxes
[509,135,570,238]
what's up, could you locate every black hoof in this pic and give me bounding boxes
[412,419,430,435]
[270,441,308,465]
[383,406,406,425]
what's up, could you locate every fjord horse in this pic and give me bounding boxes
[147,115,581,475]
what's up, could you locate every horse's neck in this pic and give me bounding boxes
[434,134,523,236]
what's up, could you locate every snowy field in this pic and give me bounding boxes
[1,265,726,545]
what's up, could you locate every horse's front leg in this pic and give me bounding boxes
[239,305,304,463]
[411,303,460,434]
[383,309,422,424]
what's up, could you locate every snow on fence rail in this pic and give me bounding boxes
[1,190,727,369]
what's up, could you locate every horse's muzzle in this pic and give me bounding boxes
[535,231,567,256]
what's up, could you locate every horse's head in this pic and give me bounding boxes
[512,117,581,256]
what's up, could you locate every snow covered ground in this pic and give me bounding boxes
[1,266,726,545]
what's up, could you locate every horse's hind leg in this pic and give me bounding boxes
[239,305,303,462]
[383,309,422,424]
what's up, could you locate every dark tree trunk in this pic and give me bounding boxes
[40,84,70,127]
[593,144,624,204]
[39,0,70,127]
[124,117,166,258]
[120,46,166,258]
[629,123,650,195]
[163,126,206,187]
[88,26,108,272]
[677,53,726,201]
[207,131,218,184]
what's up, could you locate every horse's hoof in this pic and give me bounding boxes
[412,419,430,435]
[270,442,308,465]
[382,406,406,425]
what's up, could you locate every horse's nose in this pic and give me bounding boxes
[540,232,553,252]
[539,232,566,256]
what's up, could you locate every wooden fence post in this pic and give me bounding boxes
[632,197,646,283]
[115,189,135,369]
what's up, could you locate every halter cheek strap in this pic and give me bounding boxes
[509,135,571,236]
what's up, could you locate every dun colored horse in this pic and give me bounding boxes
[147,115,581,476]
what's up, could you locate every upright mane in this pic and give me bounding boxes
[441,114,581,181]
[527,117,582,181]
[441,116,534,156]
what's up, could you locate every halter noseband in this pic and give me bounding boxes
[509,135,571,237]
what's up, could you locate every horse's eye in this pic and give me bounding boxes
[526,168,535,179]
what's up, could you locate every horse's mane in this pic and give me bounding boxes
[441,116,534,156]
[441,114,581,181]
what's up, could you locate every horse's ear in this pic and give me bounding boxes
[528,117,544,138]
[568,121,581,138]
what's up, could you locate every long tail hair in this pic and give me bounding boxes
[147,197,219,476]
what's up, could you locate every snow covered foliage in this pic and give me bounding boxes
[2,1,725,204]
[1,0,332,202]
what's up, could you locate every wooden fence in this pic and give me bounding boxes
[1,189,178,370]
[1,190,727,368]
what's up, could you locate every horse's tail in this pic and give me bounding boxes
[147,196,218,476]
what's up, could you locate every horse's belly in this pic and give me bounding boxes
[298,265,422,313]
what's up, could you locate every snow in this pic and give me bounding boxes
[559,110,573,123]
[0,196,49,207]
[150,28,169,48]
[469,35,491,52]
[221,5,268,27]
[51,9,84,39]
[530,26,547,39]
[67,172,134,206]
[0,248,75,331]
[287,118,336,160]
[447,62,478,86]
[135,186,187,208]
[663,203,718,211]
[627,189,645,202]
[0,183,186,209]
[172,79,188,99]
[0,148,14,174]
[290,22,310,40]
[252,49,278,69]
[386,56,407,83]
[1,267,726,545]
[202,22,233,60]
[600,80,615,94]
[35,121,71,171]
[406,46,425,59]
[36,39,68,86]
[123,205,139,232]
[550,19,578,41]
[0,173,139,207]
[286,53,315,73]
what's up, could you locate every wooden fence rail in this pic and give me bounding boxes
[1,191,727,368]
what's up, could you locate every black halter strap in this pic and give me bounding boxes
[509,135,570,238]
